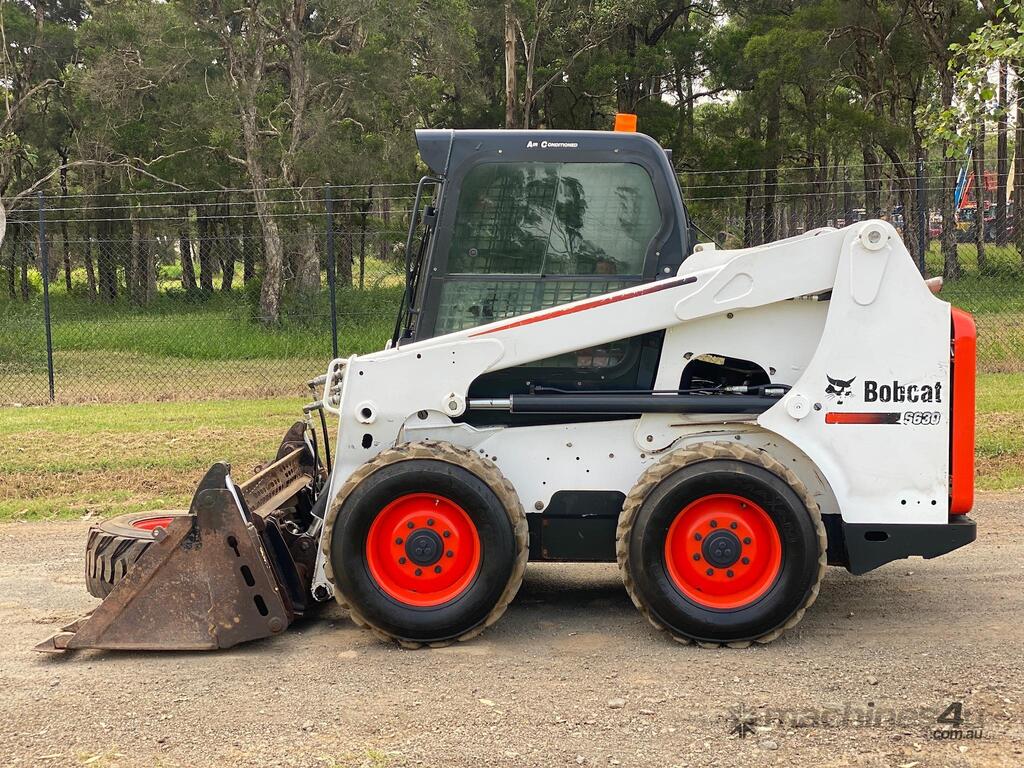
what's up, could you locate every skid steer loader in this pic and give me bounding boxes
[37,120,977,653]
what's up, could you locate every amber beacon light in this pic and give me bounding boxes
[614,113,638,132]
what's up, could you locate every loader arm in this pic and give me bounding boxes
[324,224,843,486]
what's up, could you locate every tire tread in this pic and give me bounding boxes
[615,441,827,647]
[321,442,529,648]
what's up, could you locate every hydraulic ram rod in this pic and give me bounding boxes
[467,393,780,415]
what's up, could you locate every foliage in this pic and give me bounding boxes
[0,0,1018,319]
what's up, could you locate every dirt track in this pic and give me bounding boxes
[1,494,1021,768]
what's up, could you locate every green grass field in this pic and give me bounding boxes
[1,373,1019,521]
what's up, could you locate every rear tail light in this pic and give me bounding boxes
[949,307,976,514]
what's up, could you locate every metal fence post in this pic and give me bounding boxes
[325,184,339,359]
[38,191,55,402]
[916,155,927,275]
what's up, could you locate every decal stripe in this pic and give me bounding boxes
[467,274,698,337]
[825,412,901,425]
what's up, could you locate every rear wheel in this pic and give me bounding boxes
[617,442,826,646]
[85,510,189,598]
[323,442,528,647]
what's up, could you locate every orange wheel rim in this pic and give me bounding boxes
[365,493,481,607]
[131,516,175,532]
[664,493,782,610]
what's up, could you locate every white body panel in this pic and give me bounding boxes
[313,221,953,591]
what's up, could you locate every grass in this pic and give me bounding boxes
[1,274,402,405]
[0,397,313,519]
[1,373,1019,521]
[975,372,1024,491]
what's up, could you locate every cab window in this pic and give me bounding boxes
[447,162,661,277]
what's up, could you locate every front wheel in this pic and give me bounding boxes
[323,442,528,648]
[617,442,826,647]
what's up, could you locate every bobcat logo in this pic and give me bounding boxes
[825,375,856,405]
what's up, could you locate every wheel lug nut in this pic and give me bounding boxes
[692,553,700,561]
[709,520,718,528]
[742,556,750,565]
[705,568,714,576]
[743,537,752,545]
[427,518,435,526]
[446,550,454,558]
[434,566,442,574]
[415,568,422,576]
[694,532,702,541]
[730,522,738,530]
[399,557,406,564]
[443,530,451,538]
[407,521,414,529]
[727,569,734,578]
[395,537,403,545]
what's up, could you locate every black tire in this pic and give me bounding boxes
[322,442,528,648]
[617,442,826,647]
[85,510,189,598]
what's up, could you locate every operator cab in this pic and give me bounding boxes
[394,126,694,404]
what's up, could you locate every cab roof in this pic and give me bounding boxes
[414,129,671,177]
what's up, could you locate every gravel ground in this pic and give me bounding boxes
[1,494,1021,768]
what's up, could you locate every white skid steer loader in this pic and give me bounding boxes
[38,121,976,653]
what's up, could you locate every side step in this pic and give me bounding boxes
[36,463,297,653]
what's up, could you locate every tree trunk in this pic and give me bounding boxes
[256,197,285,323]
[60,163,72,292]
[20,229,29,300]
[937,67,961,279]
[804,169,815,233]
[339,199,354,287]
[6,222,19,298]
[762,92,781,244]
[974,117,987,272]
[743,169,760,247]
[682,10,694,143]
[359,189,370,290]
[95,214,117,302]
[863,145,881,218]
[843,172,853,225]
[1015,64,1024,256]
[996,61,1009,245]
[294,217,321,298]
[880,147,919,267]
[379,197,390,262]
[197,204,214,293]
[179,216,197,293]
[130,214,149,305]
[227,14,285,324]
[241,206,256,284]
[145,220,156,301]
[503,0,518,129]
[83,221,97,299]
[221,205,237,293]
[123,210,135,299]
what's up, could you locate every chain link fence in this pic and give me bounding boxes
[1,184,413,404]
[1,173,1021,406]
